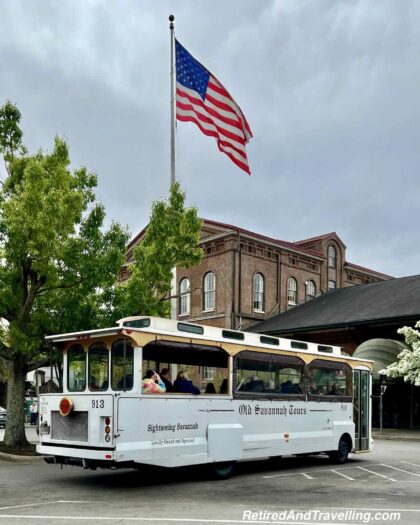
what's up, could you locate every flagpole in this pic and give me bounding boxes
[169,15,177,322]
[169,15,176,187]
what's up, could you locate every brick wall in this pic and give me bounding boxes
[127,220,391,331]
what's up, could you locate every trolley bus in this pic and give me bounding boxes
[37,316,373,478]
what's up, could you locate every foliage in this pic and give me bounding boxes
[0,101,24,161]
[114,181,203,320]
[0,100,203,447]
[381,321,420,386]
[0,100,128,446]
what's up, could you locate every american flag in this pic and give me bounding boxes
[175,39,253,175]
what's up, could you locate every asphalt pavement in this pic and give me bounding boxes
[5,424,416,464]
[0,440,420,524]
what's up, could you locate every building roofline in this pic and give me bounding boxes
[260,312,419,335]
[126,219,392,279]
[345,261,394,280]
[199,218,324,258]
[127,227,147,251]
[295,232,338,245]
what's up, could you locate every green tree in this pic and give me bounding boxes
[0,101,129,447]
[381,321,420,386]
[114,181,203,319]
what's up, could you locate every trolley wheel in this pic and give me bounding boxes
[328,437,350,464]
[210,461,236,480]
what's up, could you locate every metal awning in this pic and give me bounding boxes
[353,338,407,378]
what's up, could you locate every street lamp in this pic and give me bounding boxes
[379,376,388,432]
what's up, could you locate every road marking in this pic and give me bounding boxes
[263,472,306,479]
[0,516,357,524]
[300,472,314,479]
[330,469,354,480]
[0,503,53,511]
[401,460,420,468]
[0,501,91,511]
[263,463,386,480]
[237,506,420,513]
[0,516,409,525]
[262,461,420,481]
[396,481,420,483]
[381,464,420,478]
[356,466,397,481]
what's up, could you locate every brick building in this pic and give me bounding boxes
[126,218,392,330]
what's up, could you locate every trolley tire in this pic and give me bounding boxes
[210,461,236,480]
[328,437,350,465]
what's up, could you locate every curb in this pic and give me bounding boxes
[373,435,420,443]
[0,451,44,463]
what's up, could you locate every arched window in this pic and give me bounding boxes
[328,245,337,268]
[306,280,316,299]
[179,277,191,315]
[203,272,216,311]
[253,273,264,312]
[287,277,297,306]
[328,280,336,291]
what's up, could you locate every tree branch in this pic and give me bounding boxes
[159,286,200,302]
[0,343,11,360]
[26,355,50,371]
[37,276,89,295]
[18,264,45,326]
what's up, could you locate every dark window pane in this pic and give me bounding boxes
[123,318,150,328]
[177,322,204,335]
[67,345,86,392]
[234,351,304,396]
[291,341,308,350]
[260,336,279,346]
[111,339,134,391]
[222,330,244,341]
[89,342,109,391]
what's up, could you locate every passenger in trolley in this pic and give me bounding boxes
[142,370,166,394]
[173,371,200,395]
[159,368,173,392]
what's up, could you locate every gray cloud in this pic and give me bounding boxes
[1,0,419,277]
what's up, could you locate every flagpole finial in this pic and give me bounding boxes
[169,15,175,28]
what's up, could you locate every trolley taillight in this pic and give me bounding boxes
[59,397,73,417]
[104,416,111,442]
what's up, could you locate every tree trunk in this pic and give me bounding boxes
[3,355,28,447]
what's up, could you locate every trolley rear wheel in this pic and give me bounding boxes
[210,461,236,479]
[328,437,350,464]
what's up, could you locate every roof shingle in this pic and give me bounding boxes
[251,274,420,334]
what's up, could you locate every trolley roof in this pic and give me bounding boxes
[45,316,373,367]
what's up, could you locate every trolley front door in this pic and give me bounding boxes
[353,370,370,451]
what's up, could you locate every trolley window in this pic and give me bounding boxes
[67,344,86,392]
[88,342,109,391]
[234,351,305,398]
[308,359,352,400]
[111,338,134,391]
[142,340,229,395]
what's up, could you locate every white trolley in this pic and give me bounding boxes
[37,316,373,478]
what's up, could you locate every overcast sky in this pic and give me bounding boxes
[1,0,419,278]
